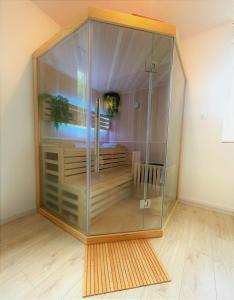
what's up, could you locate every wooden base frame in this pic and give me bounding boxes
[87,229,163,244]
[39,207,164,244]
[39,200,178,244]
[39,208,87,243]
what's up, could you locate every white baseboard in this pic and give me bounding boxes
[0,208,37,225]
[179,196,234,216]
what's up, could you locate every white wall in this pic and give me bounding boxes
[179,22,234,214]
[0,0,60,223]
[222,34,234,142]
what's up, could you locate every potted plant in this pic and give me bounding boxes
[103,92,120,118]
[39,93,72,129]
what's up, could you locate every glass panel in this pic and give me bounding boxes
[38,23,89,234]
[88,21,153,235]
[163,47,186,221]
[143,34,174,230]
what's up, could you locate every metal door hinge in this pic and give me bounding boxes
[145,60,158,73]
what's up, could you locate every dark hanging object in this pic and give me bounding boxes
[103,92,120,118]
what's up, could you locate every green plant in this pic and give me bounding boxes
[39,93,72,129]
[103,92,120,118]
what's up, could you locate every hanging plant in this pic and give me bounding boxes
[103,92,120,118]
[39,93,72,129]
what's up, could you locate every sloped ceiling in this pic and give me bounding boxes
[40,21,173,93]
[32,0,234,38]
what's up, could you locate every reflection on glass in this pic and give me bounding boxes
[163,48,185,221]
[88,22,174,235]
[88,22,152,235]
[143,34,174,230]
[38,24,89,234]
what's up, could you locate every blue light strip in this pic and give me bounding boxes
[58,123,107,140]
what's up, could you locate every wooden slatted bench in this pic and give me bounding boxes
[41,141,132,229]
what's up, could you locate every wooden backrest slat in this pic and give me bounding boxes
[42,143,129,183]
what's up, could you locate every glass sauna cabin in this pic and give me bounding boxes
[33,8,186,243]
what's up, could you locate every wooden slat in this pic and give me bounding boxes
[44,196,58,207]
[62,195,78,206]
[151,166,154,185]
[99,157,127,164]
[44,159,58,165]
[83,239,170,297]
[45,201,59,213]
[64,156,88,163]
[64,161,87,169]
[91,189,131,218]
[156,167,161,185]
[44,190,58,201]
[101,149,127,155]
[99,162,127,170]
[91,189,131,212]
[88,7,176,36]
[153,167,157,186]
[141,164,145,183]
[137,163,141,185]
[45,170,58,176]
[90,175,132,198]
[101,153,127,159]
[91,181,131,204]
[64,151,86,157]
[46,183,58,193]
[43,180,58,189]
[62,205,77,216]
[64,167,87,176]
[133,163,162,189]
[43,102,111,130]
[91,193,129,218]
[124,240,140,287]
[45,189,58,198]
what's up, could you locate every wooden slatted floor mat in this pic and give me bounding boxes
[83,239,170,297]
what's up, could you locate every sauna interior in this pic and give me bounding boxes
[36,13,185,239]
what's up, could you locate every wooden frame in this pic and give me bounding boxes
[32,7,176,59]
[33,7,179,244]
[39,207,162,244]
[33,57,41,210]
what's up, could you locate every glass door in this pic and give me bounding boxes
[87,21,154,235]
[162,47,186,222]
[143,33,174,230]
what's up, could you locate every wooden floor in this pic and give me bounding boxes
[84,240,170,297]
[0,203,234,299]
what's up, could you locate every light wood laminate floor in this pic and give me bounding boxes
[0,203,234,300]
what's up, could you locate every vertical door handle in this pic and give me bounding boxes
[95,97,100,173]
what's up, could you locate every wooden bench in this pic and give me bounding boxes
[41,141,132,229]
